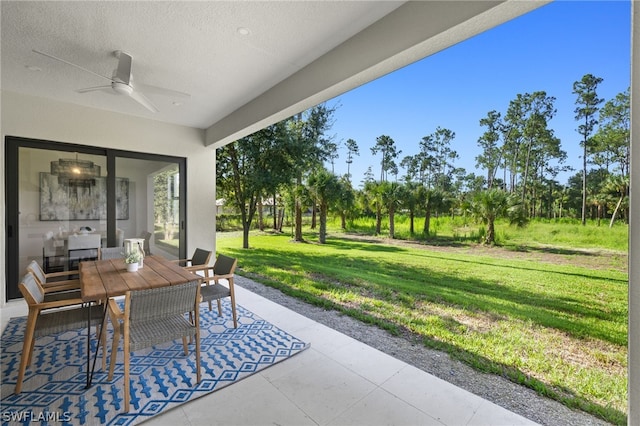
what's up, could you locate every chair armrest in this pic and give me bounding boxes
[183,264,207,272]
[201,273,234,284]
[107,299,124,322]
[43,280,80,293]
[44,269,79,279]
[214,273,234,280]
[38,297,85,310]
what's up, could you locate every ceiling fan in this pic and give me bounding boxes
[32,49,190,113]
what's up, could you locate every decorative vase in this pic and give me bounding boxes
[124,238,145,269]
[126,262,139,272]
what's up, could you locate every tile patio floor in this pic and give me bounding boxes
[1,279,539,426]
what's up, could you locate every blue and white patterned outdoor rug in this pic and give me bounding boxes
[0,302,309,425]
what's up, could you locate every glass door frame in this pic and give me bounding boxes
[5,136,187,300]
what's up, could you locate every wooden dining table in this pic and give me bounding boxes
[80,255,203,387]
[80,255,201,302]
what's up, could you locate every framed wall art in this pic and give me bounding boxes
[39,172,129,221]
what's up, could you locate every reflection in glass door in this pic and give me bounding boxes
[115,158,183,259]
[9,145,107,299]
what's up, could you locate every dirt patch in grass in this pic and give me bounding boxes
[340,232,628,273]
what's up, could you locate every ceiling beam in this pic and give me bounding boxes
[205,0,549,148]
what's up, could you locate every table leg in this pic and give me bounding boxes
[86,301,108,389]
[86,302,91,388]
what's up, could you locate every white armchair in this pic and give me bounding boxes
[67,233,101,270]
[42,231,65,273]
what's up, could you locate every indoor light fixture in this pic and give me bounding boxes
[50,153,101,187]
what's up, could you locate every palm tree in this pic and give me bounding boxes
[471,188,509,245]
[552,186,570,219]
[587,193,608,226]
[603,174,629,227]
[364,181,384,235]
[423,189,444,237]
[334,176,356,230]
[380,181,403,239]
[307,168,341,243]
[403,182,422,235]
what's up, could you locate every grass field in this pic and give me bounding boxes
[215,217,628,424]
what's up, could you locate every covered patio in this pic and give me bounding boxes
[1,275,539,425]
[2,1,639,424]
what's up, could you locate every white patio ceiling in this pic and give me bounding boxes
[1,1,547,148]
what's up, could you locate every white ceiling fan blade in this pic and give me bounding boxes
[114,50,132,85]
[137,83,191,100]
[32,49,113,82]
[129,90,159,113]
[76,85,113,94]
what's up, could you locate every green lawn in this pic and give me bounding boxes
[345,215,629,252]
[216,226,628,425]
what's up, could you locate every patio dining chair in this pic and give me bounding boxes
[192,254,238,328]
[107,280,202,412]
[172,248,212,269]
[15,272,105,394]
[26,260,81,299]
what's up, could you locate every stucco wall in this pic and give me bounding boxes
[0,91,217,306]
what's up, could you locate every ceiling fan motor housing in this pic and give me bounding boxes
[112,81,133,96]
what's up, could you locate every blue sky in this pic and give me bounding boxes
[327,1,631,188]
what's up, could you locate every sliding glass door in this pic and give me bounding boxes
[5,137,186,300]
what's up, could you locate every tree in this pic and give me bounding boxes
[334,176,356,230]
[518,91,557,207]
[402,182,422,235]
[345,138,360,182]
[551,186,569,219]
[307,168,341,243]
[423,189,444,236]
[361,166,375,187]
[594,88,630,178]
[380,181,403,239]
[603,174,629,227]
[325,141,339,173]
[593,88,630,224]
[502,96,526,193]
[370,135,401,182]
[420,127,458,191]
[216,121,294,248]
[471,188,509,245]
[414,139,436,187]
[363,180,384,235]
[573,74,604,225]
[476,110,503,189]
[289,104,337,241]
[400,154,420,183]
